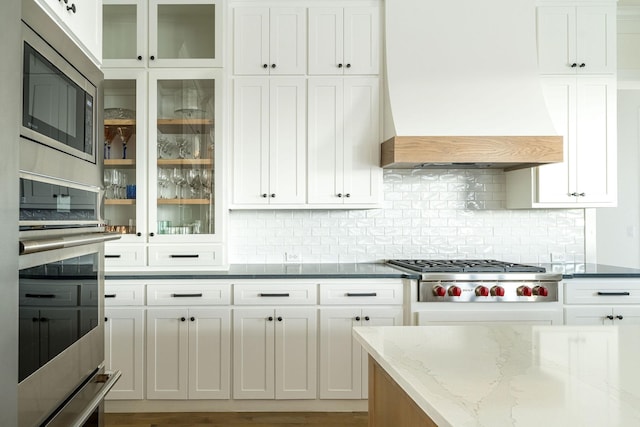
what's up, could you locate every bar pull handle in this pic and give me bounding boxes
[346,292,377,297]
[105,254,121,259]
[259,293,290,297]
[170,254,200,258]
[25,293,55,299]
[172,293,203,298]
[597,291,631,296]
[105,294,116,298]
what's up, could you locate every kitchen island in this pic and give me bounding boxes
[353,325,640,427]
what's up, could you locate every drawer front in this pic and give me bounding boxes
[147,283,231,306]
[104,283,145,306]
[148,244,223,267]
[20,283,78,306]
[105,244,146,268]
[233,283,317,305]
[319,282,403,305]
[565,280,640,304]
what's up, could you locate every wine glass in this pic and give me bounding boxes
[200,169,212,200]
[117,126,133,159]
[170,168,186,199]
[157,168,170,199]
[186,169,201,199]
[104,126,116,159]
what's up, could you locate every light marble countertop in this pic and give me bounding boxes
[353,325,640,427]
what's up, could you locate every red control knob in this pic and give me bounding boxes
[518,286,533,297]
[475,286,489,297]
[433,285,447,297]
[534,286,549,297]
[490,286,505,297]
[448,286,462,297]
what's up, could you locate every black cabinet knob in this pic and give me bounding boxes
[338,63,343,68]
[616,315,624,320]
[355,316,361,321]
[150,232,155,237]
[337,193,343,198]
[571,63,577,68]
[270,193,276,198]
[137,55,143,61]
[263,64,268,68]
[190,316,195,321]
[579,63,586,68]
[105,317,108,322]
[150,55,155,60]
[277,316,283,321]
[364,316,370,321]
[268,316,274,321]
[180,317,186,322]
[346,63,351,68]
[136,232,142,237]
[271,64,276,68]
[345,193,351,198]
[606,315,614,320]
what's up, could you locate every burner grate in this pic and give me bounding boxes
[387,259,546,273]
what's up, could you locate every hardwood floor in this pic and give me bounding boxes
[105,412,369,427]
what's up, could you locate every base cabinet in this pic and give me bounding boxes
[146,307,231,399]
[232,307,317,399]
[564,279,640,325]
[105,308,145,400]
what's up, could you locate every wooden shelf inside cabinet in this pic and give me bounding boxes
[157,159,213,167]
[105,159,136,167]
[104,119,136,126]
[157,198,211,205]
[105,199,136,205]
[157,118,213,133]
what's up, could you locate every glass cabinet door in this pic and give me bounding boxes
[149,0,222,67]
[103,0,147,68]
[149,70,222,242]
[103,70,147,242]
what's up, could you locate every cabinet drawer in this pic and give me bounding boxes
[148,244,223,267]
[233,283,317,305]
[565,280,640,304]
[147,283,231,306]
[105,244,146,268]
[104,283,145,306]
[319,282,403,305]
[20,283,78,306]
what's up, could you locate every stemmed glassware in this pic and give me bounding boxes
[104,126,117,159]
[186,169,201,199]
[117,126,133,159]
[157,168,170,199]
[200,169,212,200]
[170,168,186,199]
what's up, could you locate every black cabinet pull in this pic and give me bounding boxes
[150,232,155,237]
[268,316,274,321]
[180,317,186,322]
[105,254,121,259]
[345,193,351,198]
[150,55,155,60]
[190,316,195,322]
[337,193,343,197]
[170,254,200,258]
[616,315,624,320]
[263,64,268,68]
[172,293,203,298]
[136,232,142,237]
[261,193,268,198]
[67,3,76,13]
[346,292,377,297]
[105,317,108,322]
[346,63,351,68]
[270,194,276,198]
[25,293,55,299]
[338,63,343,68]
[277,316,283,321]
[355,316,361,321]
[137,55,142,61]
[579,63,586,68]
[271,64,276,68]
[606,315,614,320]
[39,317,48,322]
[597,292,630,296]
[570,63,577,68]
[364,316,370,321]
[105,294,116,298]
[259,293,290,297]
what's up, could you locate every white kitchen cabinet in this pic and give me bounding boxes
[308,7,379,75]
[307,77,381,206]
[506,76,616,208]
[536,5,615,75]
[233,7,306,75]
[104,307,145,400]
[102,0,223,68]
[34,0,102,65]
[103,68,226,269]
[564,278,640,325]
[232,77,306,206]
[146,306,231,399]
[233,307,317,400]
[319,306,402,399]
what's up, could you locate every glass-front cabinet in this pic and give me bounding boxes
[103,69,224,268]
[102,0,223,68]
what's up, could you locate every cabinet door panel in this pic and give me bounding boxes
[308,8,343,75]
[188,308,230,399]
[269,78,306,204]
[575,78,616,204]
[564,306,614,325]
[233,7,269,75]
[537,6,575,74]
[308,78,344,204]
[343,8,379,75]
[319,308,361,399]
[233,78,269,204]
[233,308,275,399]
[576,7,615,74]
[146,308,188,399]
[270,8,307,75]
[275,307,317,399]
[105,308,145,400]
[343,77,380,204]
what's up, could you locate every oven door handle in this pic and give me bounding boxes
[45,369,122,427]
[19,232,122,255]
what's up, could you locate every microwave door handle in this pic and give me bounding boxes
[19,232,121,255]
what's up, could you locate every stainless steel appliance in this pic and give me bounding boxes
[387,259,564,325]
[18,2,121,426]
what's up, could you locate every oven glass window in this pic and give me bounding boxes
[19,178,99,229]
[22,43,94,159]
[19,253,98,382]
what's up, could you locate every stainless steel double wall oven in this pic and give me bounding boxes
[19,2,120,426]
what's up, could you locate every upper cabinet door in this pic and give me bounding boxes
[308,8,343,75]
[233,7,306,75]
[537,5,615,75]
[103,0,148,68]
[343,7,380,76]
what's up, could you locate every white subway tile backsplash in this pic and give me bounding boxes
[229,169,585,264]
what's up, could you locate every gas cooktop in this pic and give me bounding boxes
[387,259,546,273]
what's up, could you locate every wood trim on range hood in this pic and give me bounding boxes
[380,135,563,171]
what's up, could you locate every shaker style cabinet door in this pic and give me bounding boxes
[104,308,145,400]
[233,7,306,75]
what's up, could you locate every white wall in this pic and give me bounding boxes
[229,169,585,264]
[595,90,640,268]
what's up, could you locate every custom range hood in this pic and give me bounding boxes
[380,0,563,171]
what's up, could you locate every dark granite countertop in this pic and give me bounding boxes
[540,263,640,279]
[106,262,416,280]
